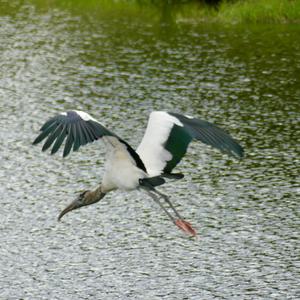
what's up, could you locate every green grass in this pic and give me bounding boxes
[29,0,300,24]
[175,0,300,24]
[216,0,300,23]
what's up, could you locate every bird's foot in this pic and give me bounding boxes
[175,219,197,236]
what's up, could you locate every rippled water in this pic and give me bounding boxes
[0,1,299,299]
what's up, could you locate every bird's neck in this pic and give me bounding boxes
[86,185,106,205]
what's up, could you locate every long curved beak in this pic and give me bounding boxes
[57,199,82,221]
[58,190,106,221]
[58,193,86,221]
[58,201,79,221]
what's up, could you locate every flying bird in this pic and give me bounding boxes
[33,110,244,236]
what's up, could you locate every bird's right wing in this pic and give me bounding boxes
[33,110,117,157]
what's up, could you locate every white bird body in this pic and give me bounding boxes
[33,109,244,236]
[102,136,147,193]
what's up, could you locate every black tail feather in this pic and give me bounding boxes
[139,176,166,188]
[162,173,184,180]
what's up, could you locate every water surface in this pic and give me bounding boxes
[0,1,299,299]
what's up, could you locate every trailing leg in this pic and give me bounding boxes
[139,179,196,236]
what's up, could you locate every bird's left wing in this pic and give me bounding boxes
[136,111,244,176]
[33,110,117,157]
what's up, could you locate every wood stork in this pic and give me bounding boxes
[33,110,244,236]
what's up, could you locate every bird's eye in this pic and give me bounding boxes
[80,190,88,197]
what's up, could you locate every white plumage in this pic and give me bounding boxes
[137,111,183,176]
[102,136,147,192]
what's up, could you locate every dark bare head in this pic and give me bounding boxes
[58,187,106,221]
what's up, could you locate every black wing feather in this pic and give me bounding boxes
[75,121,86,147]
[42,124,63,152]
[81,122,94,143]
[33,111,116,157]
[33,122,58,145]
[71,123,80,152]
[197,127,220,149]
[163,124,192,173]
[40,117,57,131]
[169,112,244,159]
[63,124,74,157]
[51,125,68,155]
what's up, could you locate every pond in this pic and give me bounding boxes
[0,1,299,299]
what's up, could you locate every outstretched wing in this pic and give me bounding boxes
[136,111,244,176]
[33,110,117,157]
[33,110,147,172]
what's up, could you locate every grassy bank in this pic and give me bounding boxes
[28,0,300,24]
[216,0,300,23]
[176,0,300,23]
